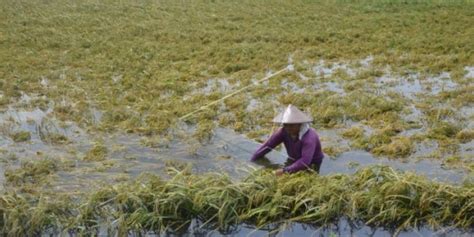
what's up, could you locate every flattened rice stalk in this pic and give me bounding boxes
[0,165,472,235]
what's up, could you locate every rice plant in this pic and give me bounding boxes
[0,165,472,235]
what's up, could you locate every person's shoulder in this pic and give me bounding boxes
[305,128,320,139]
[308,127,318,135]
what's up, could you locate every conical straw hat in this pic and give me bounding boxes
[272,104,313,124]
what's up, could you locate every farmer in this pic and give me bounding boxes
[250,104,324,176]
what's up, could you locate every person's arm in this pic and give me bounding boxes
[250,128,284,161]
[283,136,317,173]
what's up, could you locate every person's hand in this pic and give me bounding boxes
[275,169,285,176]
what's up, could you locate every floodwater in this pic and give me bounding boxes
[147,218,471,237]
[375,72,460,99]
[1,102,473,236]
[210,127,472,184]
[1,58,473,235]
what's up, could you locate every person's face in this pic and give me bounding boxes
[283,123,301,136]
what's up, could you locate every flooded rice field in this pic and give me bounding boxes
[1,59,472,191]
[1,56,473,237]
[1,1,474,236]
[0,69,474,236]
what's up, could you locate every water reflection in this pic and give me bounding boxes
[95,218,472,237]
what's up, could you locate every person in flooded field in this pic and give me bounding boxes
[250,104,324,176]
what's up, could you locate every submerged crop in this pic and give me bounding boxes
[0,0,472,164]
[83,142,108,162]
[10,131,31,142]
[0,1,473,235]
[4,158,58,186]
[0,165,472,235]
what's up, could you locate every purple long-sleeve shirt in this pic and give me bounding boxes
[250,127,324,173]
